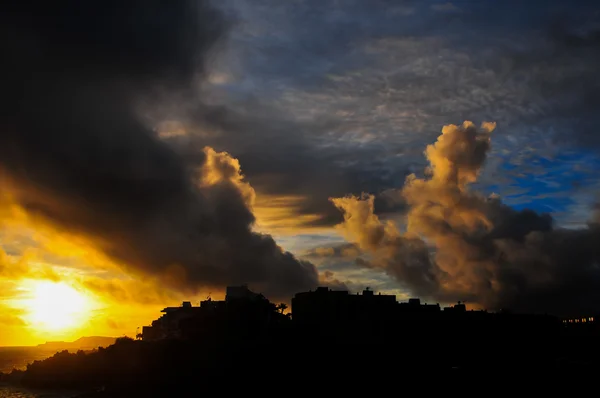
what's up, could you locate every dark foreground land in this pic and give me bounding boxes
[1,323,599,396]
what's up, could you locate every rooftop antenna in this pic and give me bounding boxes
[206,292,212,301]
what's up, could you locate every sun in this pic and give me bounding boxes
[23,280,94,332]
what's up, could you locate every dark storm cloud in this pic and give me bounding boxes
[157,95,411,228]
[186,106,362,228]
[0,0,320,300]
[177,0,600,229]
[333,122,600,316]
[143,0,425,227]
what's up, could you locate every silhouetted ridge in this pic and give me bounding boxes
[35,337,117,351]
[2,286,600,395]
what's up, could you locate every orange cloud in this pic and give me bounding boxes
[330,122,500,305]
[253,194,329,234]
[330,121,600,315]
[198,146,256,208]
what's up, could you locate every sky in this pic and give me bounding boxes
[1,0,600,345]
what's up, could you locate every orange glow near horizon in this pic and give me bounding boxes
[0,187,334,346]
[1,275,168,346]
[21,280,97,333]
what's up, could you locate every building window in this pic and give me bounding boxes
[590,317,594,322]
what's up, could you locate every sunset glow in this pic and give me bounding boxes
[22,280,95,333]
[2,0,600,350]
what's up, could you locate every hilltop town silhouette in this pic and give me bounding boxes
[2,285,599,394]
[140,285,596,343]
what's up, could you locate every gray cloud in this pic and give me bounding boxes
[154,91,412,229]
[303,243,361,259]
[167,0,600,228]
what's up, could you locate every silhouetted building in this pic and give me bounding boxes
[292,287,397,323]
[141,301,204,341]
[225,285,261,301]
[141,285,284,341]
[291,287,398,340]
[398,298,441,313]
[142,285,564,345]
[561,314,600,335]
[443,301,466,313]
[291,287,563,341]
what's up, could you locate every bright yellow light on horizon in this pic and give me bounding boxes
[22,280,95,333]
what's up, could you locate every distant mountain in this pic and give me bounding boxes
[36,336,117,351]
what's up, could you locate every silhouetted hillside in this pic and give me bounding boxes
[0,337,117,374]
[3,287,600,395]
[35,337,117,351]
[3,326,600,396]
